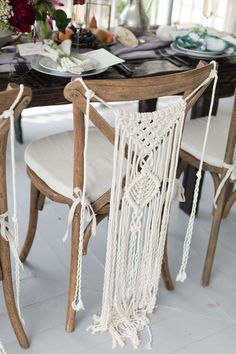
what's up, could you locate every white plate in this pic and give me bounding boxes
[39,55,98,73]
[176,43,225,56]
[171,42,236,59]
[31,56,108,77]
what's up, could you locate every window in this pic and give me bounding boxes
[172,0,235,34]
[62,0,236,35]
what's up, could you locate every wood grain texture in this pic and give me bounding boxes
[0,84,32,348]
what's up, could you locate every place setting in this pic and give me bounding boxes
[17,39,125,78]
[170,30,236,60]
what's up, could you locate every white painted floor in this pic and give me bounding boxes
[1,96,236,353]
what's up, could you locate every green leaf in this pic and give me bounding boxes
[53,9,71,33]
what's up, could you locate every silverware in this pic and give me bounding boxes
[158,48,191,67]
[157,49,182,67]
[114,63,134,77]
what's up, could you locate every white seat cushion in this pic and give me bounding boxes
[181,115,235,168]
[25,128,115,202]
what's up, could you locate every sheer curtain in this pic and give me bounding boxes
[172,0,236,35]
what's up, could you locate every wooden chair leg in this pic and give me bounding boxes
[0,238,29,348]
[65,208,81,332]
[83,213,108,255]
[222,188,236,219]
[161,238,174,291]
[201,202,224,287]
[20,182,43,263]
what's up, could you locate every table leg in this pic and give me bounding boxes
[14,114,23,144]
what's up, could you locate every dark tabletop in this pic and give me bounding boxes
[1,46,236,107]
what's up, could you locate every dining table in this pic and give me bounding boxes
[0,40,236,215]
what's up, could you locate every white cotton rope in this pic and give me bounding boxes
[176,61,218,282]
[73,64,217,348]
[213,163,236,208]
[0,340,6,354]
[76,81,187,348]
[62,187,96,243]
[67,78,120,312]
[0,84,25,352]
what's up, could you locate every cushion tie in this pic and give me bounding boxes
[214,163,236,208]
[85,89,95,101]
[62,187,96,243]
[1,109,14,119]
[177,61,218,282]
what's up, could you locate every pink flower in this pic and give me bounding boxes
[9,0,36,32]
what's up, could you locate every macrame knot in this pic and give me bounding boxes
[72,299,85,311]
[0,109,14,119]
[63,187,96,242]
[214,163,236,208]
[176,270,187,282]
[209,69,218,79]
[85,89,95,100]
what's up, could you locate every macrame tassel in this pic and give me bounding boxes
[68,79,98,313]
[176,61,218,282]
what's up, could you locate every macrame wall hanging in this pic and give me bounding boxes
[69,62,218,349]
[89,97,187,349]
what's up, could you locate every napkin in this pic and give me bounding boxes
[18,40,94,74]
[42,40,94,73]
[156,25,188,42]
[176,31,236,53]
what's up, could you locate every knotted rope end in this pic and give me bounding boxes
[72,299,85,312]
[176,271,187,282]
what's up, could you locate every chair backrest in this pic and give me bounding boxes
[64,61,217,189]
[224,90,236,165]
[0,84,32,213]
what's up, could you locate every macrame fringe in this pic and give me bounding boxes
[89,312,151,349]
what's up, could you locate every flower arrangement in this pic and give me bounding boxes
[0,0,70,33]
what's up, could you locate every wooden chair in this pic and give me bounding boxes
[178,90,236,287]
[20,61,216,332]
[0,84,32,348]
